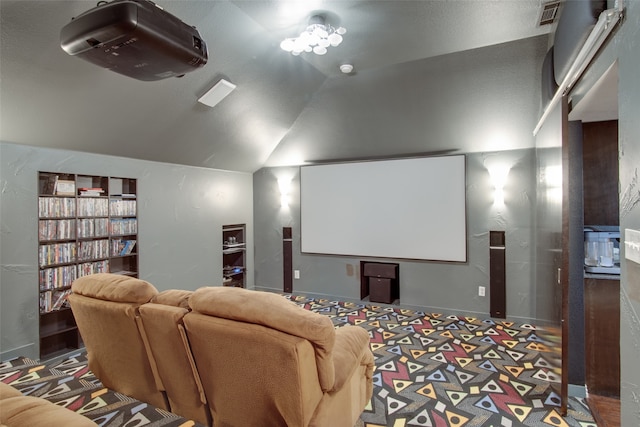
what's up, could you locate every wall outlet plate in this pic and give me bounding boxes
[478,286,486,297]
[294,270,300,279]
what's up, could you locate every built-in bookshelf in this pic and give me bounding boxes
[222,224,245,287]
[37,171,138,359]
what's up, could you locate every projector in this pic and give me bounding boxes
[60,0,208,81]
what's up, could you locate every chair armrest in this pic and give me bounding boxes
[331,325,374,391]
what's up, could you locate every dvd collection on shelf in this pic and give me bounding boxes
[39,242,77,267]
[39,265,77,291]
[40,289,73,313]
[78,239,109,261]
[110,199,137,216]
[77,260,110,277]
[38,172,138,359]
[39,219,76,241]
[77,197,109,216]
[37,172,138,314]
[110,218,137,235]
[38,197,76,218]
[111,239,137,256]
[77,218,109,238]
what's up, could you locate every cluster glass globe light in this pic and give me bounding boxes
[280,15,346,56]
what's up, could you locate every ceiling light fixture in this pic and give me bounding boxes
[198,79,236,108]
[280,14,346,56]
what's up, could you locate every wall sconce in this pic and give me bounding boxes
[488,165,511,206]
[542,165,562,204]
[278,177,292,208]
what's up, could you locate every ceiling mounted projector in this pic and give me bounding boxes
[60,0,208,81]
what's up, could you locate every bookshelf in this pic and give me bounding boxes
[222,224,245,287]
[37,171,138,359]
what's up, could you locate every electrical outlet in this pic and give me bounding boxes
[478,286,486,297]
[294,270,300,279]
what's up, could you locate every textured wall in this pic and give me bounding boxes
[616,1,640,423]
[265,35,548,167]
[0,142,253,360]
[568,0,640,423]
[254,149,542,322]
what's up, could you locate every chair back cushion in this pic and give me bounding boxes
[189,287,336,391]
[150,289,192,309]
[138,299,210,425]
[68,274,165,410]
[71,273,157,303]
[183,312,323,427]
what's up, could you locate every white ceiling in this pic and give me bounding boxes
[0,0,554,172]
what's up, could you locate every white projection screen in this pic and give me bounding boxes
[300,155,467,262]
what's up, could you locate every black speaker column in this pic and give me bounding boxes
[490,231,506,318]
[283,227,293,293]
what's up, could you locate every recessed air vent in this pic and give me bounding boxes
[538,1,561,26]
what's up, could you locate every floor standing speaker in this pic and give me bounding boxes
[283,227,293,293]
[490,231,506,318]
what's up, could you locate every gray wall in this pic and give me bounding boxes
[0,141,253,360]
[265,35,548,167]
[254,148,545,322]
[568,0,640,423]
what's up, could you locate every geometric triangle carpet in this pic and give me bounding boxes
[286,295,597,427]
[1,293,598,427]
[0,354,197,427]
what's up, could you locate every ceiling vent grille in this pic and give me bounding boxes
[538,1,561,26]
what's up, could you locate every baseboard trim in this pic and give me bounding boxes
[1,343,37,362]
[569,384,587,398]
[253,286,542,325]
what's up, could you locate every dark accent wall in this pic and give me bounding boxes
[567,121,586,387]
[582,120,619,226]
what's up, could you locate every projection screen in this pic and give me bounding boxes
[300,155,467,262]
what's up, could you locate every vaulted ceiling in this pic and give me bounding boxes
[0,0,554,172]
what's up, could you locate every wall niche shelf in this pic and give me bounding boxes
[37,171,138,360]
[222,224,246,288]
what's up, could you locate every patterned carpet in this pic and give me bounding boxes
[1,294,596,427]
[286,295,596,427]
[0,353,197,426]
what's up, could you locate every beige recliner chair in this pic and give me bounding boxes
[70,275,211,426]
[184,287,374,427]
[138,290,211,426]
[0,382,98,426]
[68,274,168,410]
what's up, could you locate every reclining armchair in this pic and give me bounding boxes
[68,274,167,410]
[69,274,210,425]
[184,287,374,427]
